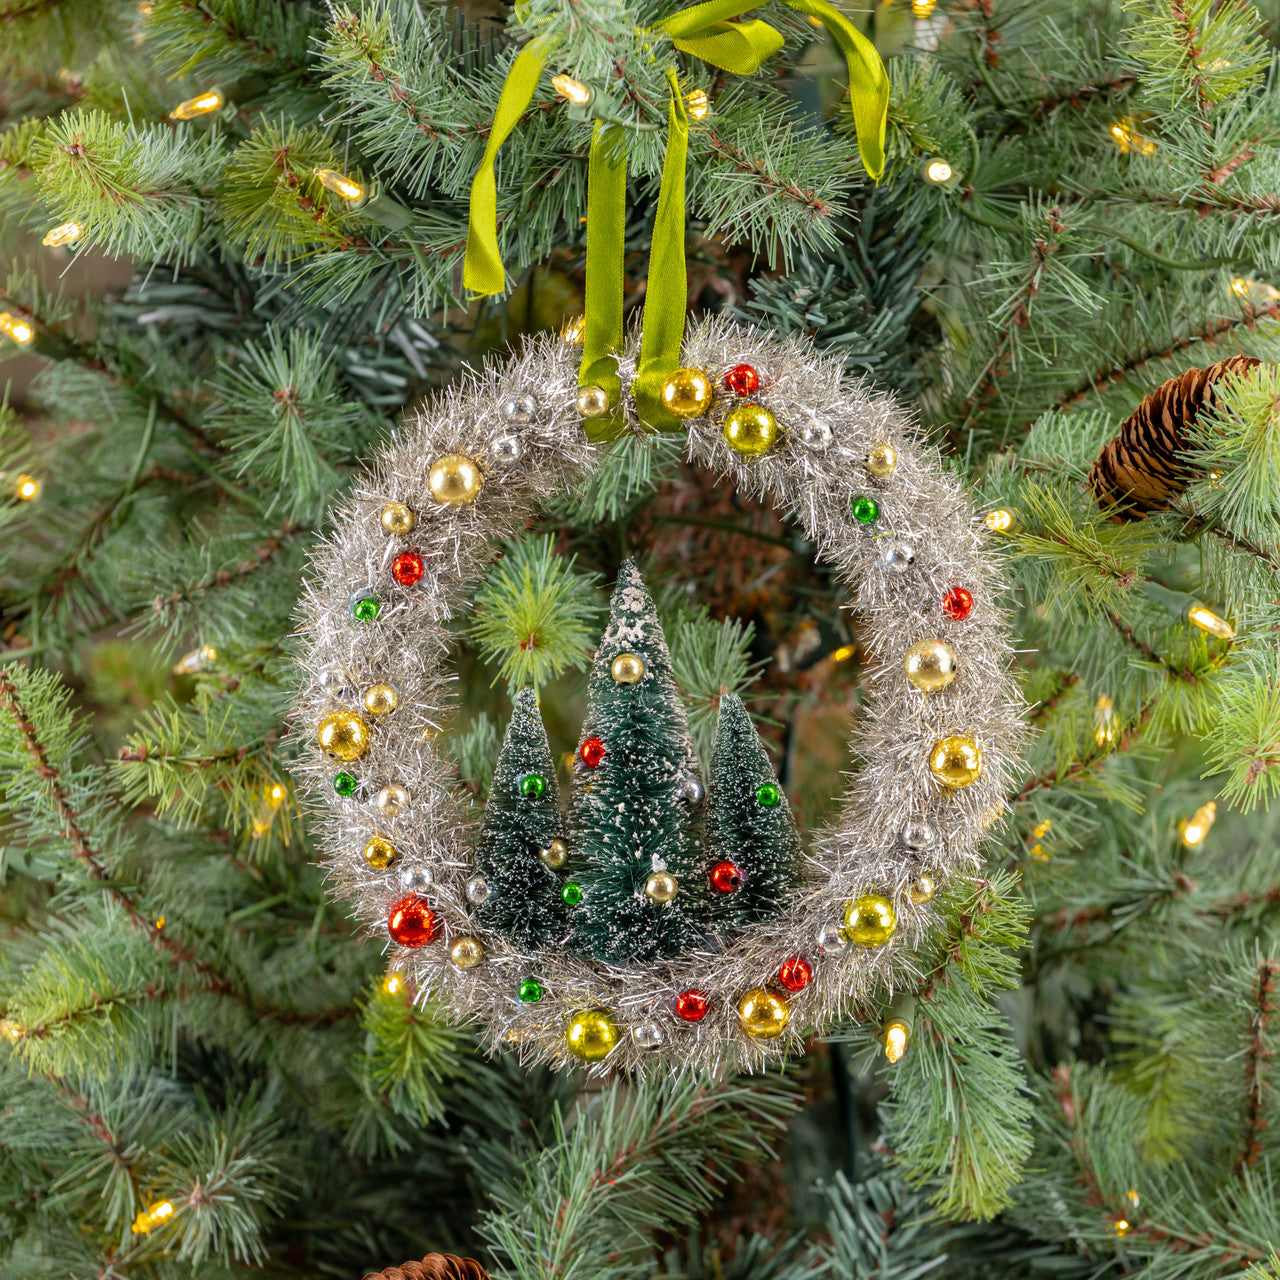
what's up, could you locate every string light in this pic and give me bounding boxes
[264,782,287,810]
[0,1019,24,1042]
[984,508,1015,533]
[686,89,709,121]
[13,474,40,501]
[1109,117,1157,156]
[1187,603,1234,640]
[830,643,857,663]
[912,0,937,14]
[1179,800,1216,847]
[925,158,953,183]
[154,917,166,930]
[131,1200,175,1234]
[884,1020,910,1063]
[383,972,404,995]
[1028,816,1052,861]
[1231,277,1280,304]
[169,89,222,120]
[1094,694,1116,747]
[42,221,82,247]
[551,74,592,106]
[173,644,217,675]
[0,312,35,345]
[1112,1216,1130,1237]
[313,168,364,202]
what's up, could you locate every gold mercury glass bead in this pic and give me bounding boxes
[660,367,714,418]
[908,873,936,905]
[363,683,399,717]
[929,734,983,789]
[866,442,898,478]
[844,893,896,946]
[539,839,568,870]
[376,783,409,817]
[611,652,645,684]
[577,384,611,419]
[723,403,779,457]
[427,454,483,507]
[380,501,416,535]
[903,639,958,693]
[565,1008,620,1061]
[645,870,678,903]
[450,936,485,969]
[737,987,790,1040]
[317,709,371,761]
[363,835,397,870]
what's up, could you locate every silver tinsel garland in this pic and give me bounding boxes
[292,316,1027,1074]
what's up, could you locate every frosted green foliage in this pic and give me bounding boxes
[477,688,569,948]
[568,560,708,964]
[467,534,605,691]
[705,694,801,926]
[670,614,760,765]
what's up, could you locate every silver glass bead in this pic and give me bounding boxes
[881,540,915,572]
[501,393,536,424]
[797,416,833,451]
[632,1018,665,1050]
[465,874,490,905]
[491,434,524,465]
[902,820,936,850]
[398,864,431,893]
[317,662,352,695]
[817,921,848,955]
[678,775,705,804]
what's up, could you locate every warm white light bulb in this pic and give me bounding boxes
[884,1021,909,1063]
[314,168,364,202]
[42,221,83,248]
[551,74,592,107]
[169,89,222,120]
[925,159,952,183]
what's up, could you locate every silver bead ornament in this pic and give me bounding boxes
[491,434,524,465]
[465,874,490,905]
[797,416,833,451]
[632,1018,666,1049]
[398,864,432,893]
[817,922,849,955]
[500,393,536,424]
[317,662,353,695]
[881,540,915,571]
[902,821,936,850]
[678,775,706,804]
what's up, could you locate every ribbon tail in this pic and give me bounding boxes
[579,124,629,443]
[633,69,690,433]
[464,36,552,296]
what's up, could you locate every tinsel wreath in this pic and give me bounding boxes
[292,316,1027,1075]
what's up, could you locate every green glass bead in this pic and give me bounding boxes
[333,771,358,797]
[518,978,544,1003]
[351,593,380,622]
[519,772,547,799]
[756,782,781,807]
[850,495,880,524]
[561,881,583,906]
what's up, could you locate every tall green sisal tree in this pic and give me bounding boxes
[705,693,802,925]
[476,687,568,948]
[569,560,708,964]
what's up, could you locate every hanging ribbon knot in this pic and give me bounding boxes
[463,2,889,438]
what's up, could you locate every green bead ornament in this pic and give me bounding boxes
[332,771,358,796]
[756,782,781,807]
[350,592,380,622]
[561,881,583,906]
[518,978,544,1003]
[850,495,880,524]
[520,772,547,799]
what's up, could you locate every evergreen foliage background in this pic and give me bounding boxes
[1,1,1280,1277]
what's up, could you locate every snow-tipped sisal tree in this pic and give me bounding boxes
[568,560,708,964]
[477,687,568,948]
[705,693,802,926]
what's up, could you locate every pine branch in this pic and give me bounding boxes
[1235,958,1278,1175]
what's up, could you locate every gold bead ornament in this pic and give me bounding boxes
[565,1008,620,1061]
[317,709,371,761]
[450,936,485,969]
[903,639,958,693]
[539,838,569,869]
[866,442,898,478]
[611,652,645,684]
[929,734,983,789]
[644,870,678,903]
[660,367,715,418]
[363,683,399,717]
[908,873,936,905]
[380,501,416,535]
[376,783,410,817]
[577,384,611,419]
[427,454,483,507]
[363,835,398,870]
[737,987,790,1040]
[844,893,896,947]
[723,403,779,457]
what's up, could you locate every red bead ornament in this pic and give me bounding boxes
[941,586,974,621]
[673,988,710,1022]
[580,736,606,768]
[387,895,438,947]
[777,956,813,992]
[709,860,743,894]
[392,551,425,587]
[723,363,760,397]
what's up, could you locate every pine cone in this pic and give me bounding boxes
[361,1254,490,1280]
[1087,355,1260,517]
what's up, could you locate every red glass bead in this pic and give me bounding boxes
[709,860,743,894]
[941,586,974,621]
[580,736,606,768]
[723,363,760,397]
[387,895,438,948]
[392,551,425,587]
[777,956,813,992]
[673,988,710,1022]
